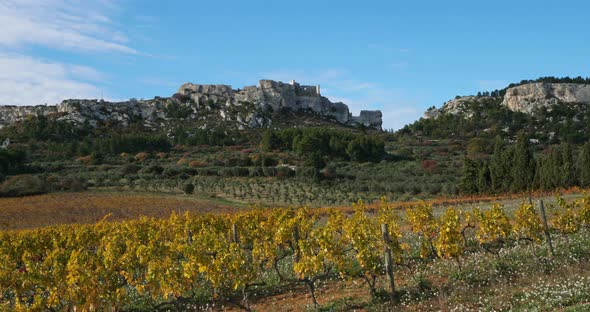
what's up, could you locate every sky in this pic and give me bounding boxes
[1,0,589,130]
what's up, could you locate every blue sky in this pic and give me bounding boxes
[1,0,589,130]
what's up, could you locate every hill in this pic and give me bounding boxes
[1,77,590,203]
[0,79,382,131]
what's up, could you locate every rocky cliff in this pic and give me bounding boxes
[177,80,381,128]
[0,79,383,130]
[501,82,590,113]
[424,82,590,118]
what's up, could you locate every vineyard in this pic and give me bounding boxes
[1,196,590,311]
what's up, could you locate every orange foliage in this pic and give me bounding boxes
[134,152,149,162]
[189,160,209,168]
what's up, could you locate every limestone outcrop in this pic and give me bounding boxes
[177,80,380,128]
[501,83,590,113]
[424,82,590,119]
[0,105,57,128]
[0,79,383,130]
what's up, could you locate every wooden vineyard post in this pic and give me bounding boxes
[293,225,300,262]
[381,223,396,303]
[232,223,239,245]
[539,200,554,257]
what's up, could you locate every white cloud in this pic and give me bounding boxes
[0,0,139,106]
[0,0,136,54]
[0,54,101,105]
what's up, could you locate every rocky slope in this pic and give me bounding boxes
[501,82,590,113]
[0,79,382,130]
[424,82,590,118]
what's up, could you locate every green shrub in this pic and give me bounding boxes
[162,166,181,177]
[0,175,49,197]
[142,165,164,175]
[183,183,195,194]
[262,167,277,177]
[59,176,87,192]
[120,164,141,175]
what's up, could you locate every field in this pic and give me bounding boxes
[1,191,589,311]
[0,192,244,230]
[1,189,582,230]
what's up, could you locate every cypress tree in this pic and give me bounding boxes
[477,163,491,194]
[580,141,590,187]
[460,157,479,194]
[489,136,510,193]
[511,133,536,192]
[560,143,576,187]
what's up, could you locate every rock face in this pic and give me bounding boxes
[424,96,499,118]
[424,83,590,119]
[351,111,383,128]
[0,79,382,130]
[177,80,380,128]
[501,83,590,113]
[0,105,57,128]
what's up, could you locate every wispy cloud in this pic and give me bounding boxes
[0,54,102,105]
[0,0,136,54]
[0,0,140,106]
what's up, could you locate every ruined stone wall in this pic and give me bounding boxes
[177,80,382,128]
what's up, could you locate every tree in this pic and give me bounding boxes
[183,182,195,194]
[477,164,491,194]
[580,141,590,187]
[511,133,535,192]
[560,143,576,187]
[489,136,511,193]
[460,157,479,194]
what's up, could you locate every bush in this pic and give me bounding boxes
[75,155,93,165]
[189,160,208,168]
[249,167,264,177]
[142,165,164,175]
[296,167,319,179]
[0,175,49,197]
[276,166,295,178]
[134,152,150,162]
[262,167,277,177]
[59,176,87,192]
[421,159,438,173]
[197,168,219,176]
[221,167,250,177]
[183,183,195,194]
[120,164,141,175]
[156,152,167,159]
[163,166,181,178]
[321,165,338,179]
